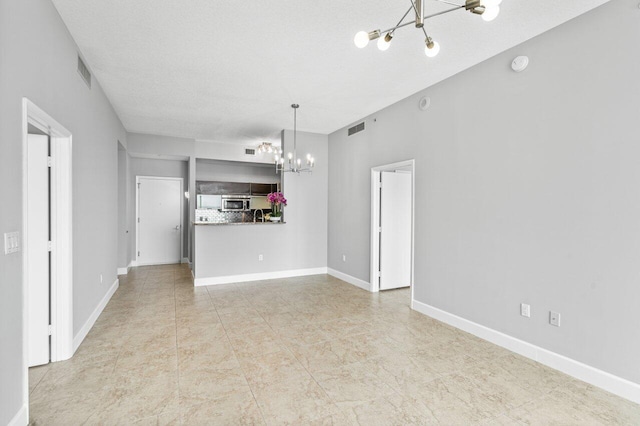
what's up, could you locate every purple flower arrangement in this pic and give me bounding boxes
[267,192,287,217]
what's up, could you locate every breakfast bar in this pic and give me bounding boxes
[193,220,287,286]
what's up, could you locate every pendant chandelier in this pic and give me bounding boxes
[257,142,276,153]
[275,104,315,174]
[354,0,502,57]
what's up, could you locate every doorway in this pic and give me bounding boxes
[135,176,183,266]
[22,98,74,416]
[370,160,415,302]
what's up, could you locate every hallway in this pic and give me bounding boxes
[28,265,640,424]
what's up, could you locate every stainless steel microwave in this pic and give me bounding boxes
[221,195,251,212]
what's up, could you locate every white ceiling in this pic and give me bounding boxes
[51,0,609,146]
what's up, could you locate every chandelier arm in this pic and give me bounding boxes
[424,5,465,18]
[381,5,463,34]
[389,6,414,36]
[421,25,430,40]
[434,0,464,7]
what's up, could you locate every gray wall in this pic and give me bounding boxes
[195,130,328,278]
[117,143,131,270]
[129,157,189,261]
[0,0,127,422]
[328,0,640,384]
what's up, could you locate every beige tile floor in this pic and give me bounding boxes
[29,264,640,425]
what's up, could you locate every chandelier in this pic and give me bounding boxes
[257,142,276,154]
[275,104,315,174]
[354,0,502,57]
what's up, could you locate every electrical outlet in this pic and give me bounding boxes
[549,311,561,327]
[520,303,530,318]
[258,254,263,261]
[4,232,20,254]
[342,254,346,262]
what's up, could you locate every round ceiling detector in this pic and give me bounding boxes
[418,96,431,111]
[511,56,529,72]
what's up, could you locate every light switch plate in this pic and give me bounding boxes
[549,311,561,327]
[4,232,20,254]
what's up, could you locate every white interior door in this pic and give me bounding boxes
[27,134,50,367]
[379,171,412,290]
[137,177,182,265]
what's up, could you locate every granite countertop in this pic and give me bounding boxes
[193,221,285,226]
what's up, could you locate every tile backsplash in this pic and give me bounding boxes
[195,209,270,223]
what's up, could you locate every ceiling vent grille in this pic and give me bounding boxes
[77,55,91,89]
[348,122,365,136]
[245,148,256,156]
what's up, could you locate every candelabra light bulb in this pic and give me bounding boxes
[482,6,500,21]
[425,38,440,57]
[354,31,370,48]
[377,34,391,51]
[481,0,502,7]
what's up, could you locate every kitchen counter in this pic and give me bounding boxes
[193,221,285,226]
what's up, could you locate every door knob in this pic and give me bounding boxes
[174,225,180,230]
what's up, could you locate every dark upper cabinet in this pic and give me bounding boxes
[196,181,280,196]
[196,181,250,195]
[250,183,272,195]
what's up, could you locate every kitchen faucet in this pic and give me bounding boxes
[253,209,264,223]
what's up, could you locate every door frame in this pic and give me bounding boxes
[370,160,415,302]
[22,98,74,415]
[135,175,184,266]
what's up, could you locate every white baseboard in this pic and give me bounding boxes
[8,404,27,426]
[135,260,182,267]
[73,278,119,352]
[116,261,133,275]
[194,267,328,286]
[327,268,372,292]
[181,257,189,264]
[411,299,640,405]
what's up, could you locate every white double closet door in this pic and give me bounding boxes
[137,177,182,265]
[27,134,51,367]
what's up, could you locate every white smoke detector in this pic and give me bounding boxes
[511,56,529,72]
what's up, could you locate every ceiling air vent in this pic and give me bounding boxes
[77,55,91,89]
[245,148,256,156]
[348,122,365,136]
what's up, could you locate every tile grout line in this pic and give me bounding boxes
[249,283,364,420]
[205,284,270,425]
[172,271,182,422]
